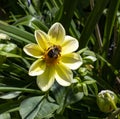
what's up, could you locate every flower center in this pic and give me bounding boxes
[44,45,61,65]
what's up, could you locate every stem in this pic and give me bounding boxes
[95,24,103,49]
[0,87,43,95]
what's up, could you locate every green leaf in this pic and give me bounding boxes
[30,18,48,32]
[20,96,44,119]
[0,113,11,119]
[35,97,59,119]
[104,0,120,40]
[0,51,21,58]
[51,84,68,114]
[0,21,35,43]
[57,0,78,32]
[51,84,67,105]
[83,80,96,85]
[82,83,88,96]
[83,56,97,62]
[79,0,109,48]
[69,20,80,39]
[81,48,96,57]
[84,76,96,82]
[20,96,59,119]
[102,0,120,57]
[0,55,6,65]
[66,92,84,105]
[14,16,48,32]
[0,91,21,99]
[91,83,98,95]
[112,33,120,69]
[0,101,20,114]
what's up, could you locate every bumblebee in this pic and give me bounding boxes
[47,45,61,59]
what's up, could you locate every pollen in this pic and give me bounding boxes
[44,45,61,65]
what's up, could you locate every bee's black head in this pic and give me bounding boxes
[47,46,61,58]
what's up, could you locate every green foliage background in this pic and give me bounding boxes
[0,0,120,118]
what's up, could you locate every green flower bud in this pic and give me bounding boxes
[97,90,118,113]
[78,67,87,76]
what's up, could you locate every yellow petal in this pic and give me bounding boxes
[55,63,73,86]
[23,43,43,58]
[29,59,46,76]
[35,30,49,51]
[61,53,83,70]
[62,36,79,55]
[37,66,55,91]
[48,23,65,44]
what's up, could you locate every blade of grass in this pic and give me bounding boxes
[57,0,79,33]
[0,21,35,43]
[69,20,80,39]
[45,0,53,10]
[102,0,120,58]
[111,21,120,69]
[0,51,22,58]
[79,0,109,49]
[0,101,20,114]
[14,16,48,32]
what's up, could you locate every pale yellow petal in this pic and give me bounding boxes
[23,43,43,58]
[62,36,79,55]
[48,23,65,44]
[35,30,49,51]
[29,59,46,76]
[61,53,83,70]
[55,63,73,86]
[37,66,55,91]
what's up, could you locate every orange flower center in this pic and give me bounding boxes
[44,45,61,65]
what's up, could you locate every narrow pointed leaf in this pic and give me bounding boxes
[79,0,109,48]
[0,21,35,43]
[0,101,20,114]
[102,0,120,57]
[57,0,78,32]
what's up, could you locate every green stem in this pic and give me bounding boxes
[0,87,43,95]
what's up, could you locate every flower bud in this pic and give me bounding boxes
[97,90,117,113]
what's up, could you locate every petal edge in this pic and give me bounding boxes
[29,59,46,76]
[55,63,73,86]
[35,30,49,51]
[62,36,79,54]
[48,23,65,44]
[61,53,83,70]
[37,67,55,91]
[23,43,43,58]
